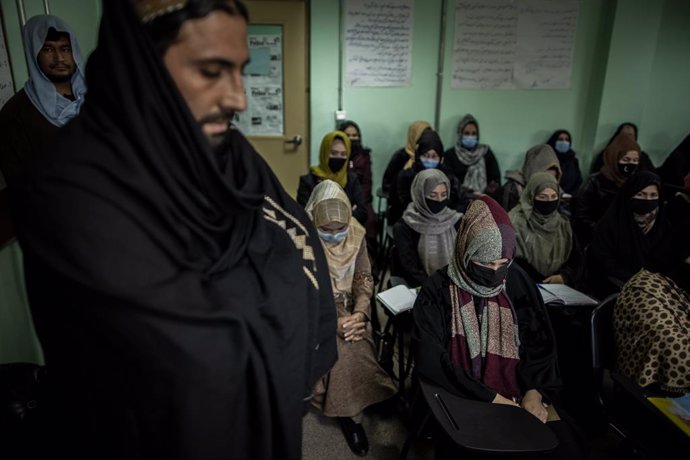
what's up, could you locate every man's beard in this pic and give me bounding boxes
[47,72,73,84]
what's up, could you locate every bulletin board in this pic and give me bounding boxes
[0,5,17,247]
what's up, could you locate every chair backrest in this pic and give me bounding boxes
[590,293,618,376]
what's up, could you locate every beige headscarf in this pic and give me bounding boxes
[308,180,366,295]
[509,172,572,276]
[404,121,432,170]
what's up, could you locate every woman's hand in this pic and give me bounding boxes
[542,274,564,284]
[338,312,367,343]
[520,389,548,423]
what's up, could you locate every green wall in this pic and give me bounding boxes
[310,0,690,198]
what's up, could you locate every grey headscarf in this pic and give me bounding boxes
[454,114,489,192]
[402,169,462,275]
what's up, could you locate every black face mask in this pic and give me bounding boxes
[425,198,448,214]
[618,162,637,178]
[532,199,559,216]
[350,140,362,151]
[630,198,659,215]
[328,157,347,172]
[467,261,510,288]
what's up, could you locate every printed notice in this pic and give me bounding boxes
[452,0,579,89]
[235,34,284,135]
[346,0,414,87]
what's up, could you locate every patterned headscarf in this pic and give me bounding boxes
[447,196,520,399]
[509,172,572,276]
[454,114,489,192]
[310,131,351,188]
[600,133,641,187]
[402,169,462,275]
[308,180,365,295]
[404,120,431,170]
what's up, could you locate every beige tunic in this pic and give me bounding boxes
[313,243,397,417]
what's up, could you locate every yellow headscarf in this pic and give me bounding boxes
[404,121,432,169]
[310,131,351,188]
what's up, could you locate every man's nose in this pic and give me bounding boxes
[220,73,247,113]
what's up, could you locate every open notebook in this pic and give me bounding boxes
[376,284,418,315]
[537,284,598,307]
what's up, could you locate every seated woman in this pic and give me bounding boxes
[574,132,641,247]
[338,120,377,248]
[389,128,463,225]
[589,122,655,175]
[509,172,583,289]
[307,180,397,456]
[502,144,562,212]
[392,169,463,288]
[297,131,367,226]
[546,129,583,196]
[614,217,690,395]
[413,196,586,460]
[381,120,430,194]
[587,171,669,299]
[443,114,501,203]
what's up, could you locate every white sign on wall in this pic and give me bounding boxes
[452,0,579,89]
[345,0,414,87]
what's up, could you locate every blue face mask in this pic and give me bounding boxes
[318,228,348,244]
[462,135,478,149]
[420,158,439,169]
[554,140,571,154]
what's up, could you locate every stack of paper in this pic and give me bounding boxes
[376,284,418,315]
[537,284,598,307]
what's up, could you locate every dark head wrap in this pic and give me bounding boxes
[415,128,444,161]
[601,133,641,187]
[658,134,690,187]
[12,1,335,458]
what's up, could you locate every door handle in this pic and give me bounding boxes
[284,135,303,147]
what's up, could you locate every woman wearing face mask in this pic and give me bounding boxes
[589,122,656,175]
[338,120,377,248]
[443,114,502,202]
[382,120,431,194]
[388,128,462,225]
[614,217,690,395]
[509,173,583,289]
[501,144,562,213]
[545,129,583,196]
[392,169,463,288]
[413,196,587,460]
[574,133,641,247]
[306,180,397,457]
[586,171,670,299]
[297,131,368,226]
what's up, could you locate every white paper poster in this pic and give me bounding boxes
[452,0,578,89]
[234,34,284,135]
[345,0,414,87]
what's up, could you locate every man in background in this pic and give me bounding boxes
[0,15,86,186]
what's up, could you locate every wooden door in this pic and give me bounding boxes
[241,1,308,198]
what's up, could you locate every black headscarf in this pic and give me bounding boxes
[337,119,370,158]
[546,129,582,194]
[414,128,444,169]
[12,1,336,458]
[590,171,668,282]
[658,134,690,187]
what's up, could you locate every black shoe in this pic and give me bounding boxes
[338,417,369,456]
